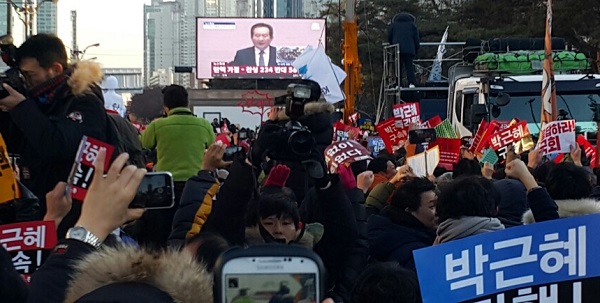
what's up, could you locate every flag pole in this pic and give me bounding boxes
[540,0,557,128]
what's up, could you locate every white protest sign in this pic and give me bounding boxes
[537,120,576,155]
[407,146,440,177]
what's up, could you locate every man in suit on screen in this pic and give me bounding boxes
[232,23,277,66]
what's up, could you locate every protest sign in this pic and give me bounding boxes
[480,148,500,166]
[407,146,440,177]
[421,115,443,129]
[435,119,459,139]
[324,140,372,173]
[0,221,57,283]
[414,214,600,303]
[0,133,19,204]
[215,133,231,147]
[553,135,597,168]
[430,138,462,170]
[358,118,375,132]
[537,120,576,156]
[68,136,115,201]
[470,120,489,154]
[488,121,531,160]
[376,117,409,153]
[393,102,420,129]
[367,137,386,157]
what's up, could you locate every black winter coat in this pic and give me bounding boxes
[368,206,435,271]
[0,63,108,218]
[300,187,368,302]
[387,13,420,56]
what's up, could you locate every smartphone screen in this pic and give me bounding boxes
[129,172,175,209]
[221,257,320,303]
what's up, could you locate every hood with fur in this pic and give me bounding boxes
[522,198,600,224]
[64,245,213,303]
[274,102,335,121]
[245,222,323,248]
[67,60,104,96]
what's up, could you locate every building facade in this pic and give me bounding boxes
[36,1,57,34]
[143,0,181,87]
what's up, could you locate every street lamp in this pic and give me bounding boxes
[7,0,59,38]
[72,43,100,61]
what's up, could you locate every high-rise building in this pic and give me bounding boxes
[143,0,181,87]
[257,0,303,18]
[36,1,57,34]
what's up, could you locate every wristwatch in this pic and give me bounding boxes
[66,226,103,248]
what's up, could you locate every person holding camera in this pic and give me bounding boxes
[0,34,108,223]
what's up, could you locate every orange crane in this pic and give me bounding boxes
[342,0,363,124]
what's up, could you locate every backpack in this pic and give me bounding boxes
[105,113,147,168]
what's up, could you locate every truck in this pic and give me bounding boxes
[447,49,600,140]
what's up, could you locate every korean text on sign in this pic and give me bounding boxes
[393,102,420,129]
[69,136,114,201]
[414,214,599,303]
[0,221,57,280]
[537,120,576,156]
[325,140,372,174]
[375,117,408,153]
[488,121,531,151]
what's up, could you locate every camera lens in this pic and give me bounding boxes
[288,130,314,156]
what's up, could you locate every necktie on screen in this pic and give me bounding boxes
[259,51,265,66]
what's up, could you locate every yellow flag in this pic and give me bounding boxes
[0,133,19,204]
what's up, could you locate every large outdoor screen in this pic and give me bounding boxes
[196,18,326,79]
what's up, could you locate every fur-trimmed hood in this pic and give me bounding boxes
[274,101,335,121]
[245,223,324,248]
[64,245,213,303]
[522,198,600,224]
[67,60,104,96]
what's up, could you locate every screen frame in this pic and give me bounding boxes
[214,245,325,303]
[195,17,327,80]
[221,257,320,303]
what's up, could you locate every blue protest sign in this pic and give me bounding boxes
[367,137,385,157]
[414,214,600,303]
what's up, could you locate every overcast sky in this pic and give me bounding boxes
[56,0,149,69]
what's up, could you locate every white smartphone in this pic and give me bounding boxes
[215,245,324,303]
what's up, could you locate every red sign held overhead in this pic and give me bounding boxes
[376,117,409,153]
[393,102,421,129]
[68,136,115,201]
[430,138,462,170]
[325,140,373,174]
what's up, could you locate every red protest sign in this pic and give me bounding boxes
[333,121,350,142]
[215,133,231,147]
[578,135,596,168]
[68,136,115,201]
[376,117,409,153]
[488,121,531,151]
[0,221,57,283]
[421,115,443,129]
[430,138,462,170]
[393,102,420,129]
[469,119,489,153]
[324,140,372,174]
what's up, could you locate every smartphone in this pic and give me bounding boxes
[214,245,325,303]
[128,172,175,209]
[408,128,437,145]
[223,146,244,162]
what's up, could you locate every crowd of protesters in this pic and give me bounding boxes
[0,33,599,303]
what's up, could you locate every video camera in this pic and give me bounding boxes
[0,35,26,99]
[268,82,322,159]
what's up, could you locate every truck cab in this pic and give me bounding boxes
[447,55,600,139]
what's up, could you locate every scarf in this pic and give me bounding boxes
[436,216,505,244]
[29,70,71,103]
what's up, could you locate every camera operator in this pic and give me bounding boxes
[0,34,108,225]
[252,79,334,203]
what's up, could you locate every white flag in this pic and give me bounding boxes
[293,45,347,104]
[428,26,448,82]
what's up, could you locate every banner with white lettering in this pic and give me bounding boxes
[325,140,372,174]
[68,136,115,201]
[537,120,576,156]
[414,214,600,303]
[0,221,57,283]
[393,102,421,129]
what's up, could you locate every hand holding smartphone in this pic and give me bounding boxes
[214,245,325,303]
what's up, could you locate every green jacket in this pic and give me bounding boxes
[141,107,215,181]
